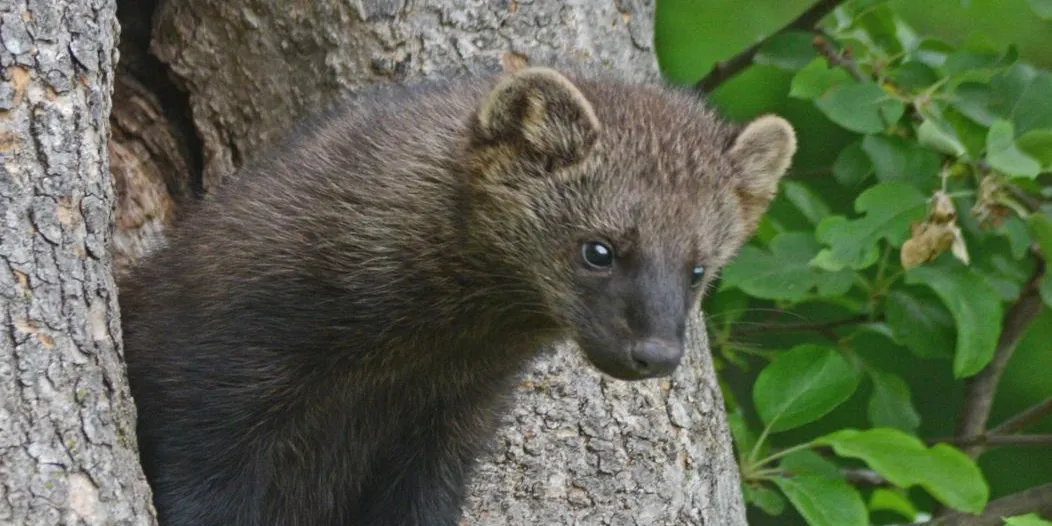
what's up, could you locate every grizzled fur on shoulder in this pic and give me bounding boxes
[119,66,796,526]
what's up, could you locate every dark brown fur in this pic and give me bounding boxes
[119,66,795,525]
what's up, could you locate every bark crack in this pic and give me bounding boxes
[116,0,204,196]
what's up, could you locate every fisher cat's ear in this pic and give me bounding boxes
[726,114,797,232]
[472,67,600,168]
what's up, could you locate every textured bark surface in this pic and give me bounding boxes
[109,71,194,278]
[151,0,662,189]
[121,0,748,523]
[0,0,157,524]
[464,322,745,525]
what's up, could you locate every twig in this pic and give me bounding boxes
[811,34,867,80]
[843,468,889,487]
[1005,184,1045,213]
[927,434,1052,448]
[921,483,1052,526]
[991,397,1052,436]
[731,314,870,337]
[927,397,1052,450]
[695,0,847,93]
[954,259,1047,458]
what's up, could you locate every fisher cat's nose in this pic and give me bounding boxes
[629,338,683,378]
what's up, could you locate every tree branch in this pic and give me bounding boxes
[695,0,847,93]
[954,259,1047,458]
[991,397,1052,436]
[926,397,1052,449]
[731,314,871,337]
[928,434,1052,448]
[812,33,867,80]
[922,483,1052,526]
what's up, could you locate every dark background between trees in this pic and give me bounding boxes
[2,0,1051,525]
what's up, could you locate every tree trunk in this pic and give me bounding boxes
[0,0,157,524]
[108,0,748,523]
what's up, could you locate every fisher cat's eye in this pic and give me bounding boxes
[690,265,705,287]
[581,241,614,269]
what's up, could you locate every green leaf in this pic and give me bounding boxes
[867,368,921,432]
[790,58,853,100]
[945,49,1015,79]
[889,61,940,93]
[704,287,751,327]
[780,450,843,480]
[1017,128,1052,169]
[998,216,1032,260]
[905,257,1005,378]
[814,182,928,271]
[753,345,861,433]
[830,0,894,25]
[952,82,999,127]
[1026,0,1052,19]
[772,475,868,526]
[918,118,967,157]
[815,83,905,134]
[1028,212,1052,262]
[834,3,914,59]
[782,181,831,226]
[1041,271,1052,309]
[868,488,918,521]
[754,31,820,71]
[862,134,941,189]
[971,236,1032,301]
[1004,512,1052,526]
[944,39,1018,83]
[943,105,990,159]
[752,214,782,245]
[911,37,955,68]
[915,101,981,159]
[989,64,1052,135]
[727,409,758,457]
[986,120,1042,178]
[815,428,989,514]
[743,484,787,516]
[925,443,991,512]
[720,233,853,302]
[833,140,874,187]
[885,288,955,359]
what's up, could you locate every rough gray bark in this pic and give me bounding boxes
[150,0,663,190]
[463,323,745,525]
[0,0,157,524]
[116,0,749,523]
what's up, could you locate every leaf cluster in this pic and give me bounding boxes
[705,1,1052,524]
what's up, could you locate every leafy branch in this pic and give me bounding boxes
[699,0,1052,524]
[922,483,1052,526]
[954,258,1048,457]
[926,396,1052,450]
[695,0,847,93]
[811,33,866,81]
